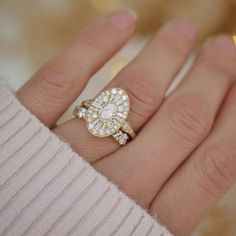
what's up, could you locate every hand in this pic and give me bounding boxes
[17,11,236,235]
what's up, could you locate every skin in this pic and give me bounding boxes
[17,11,236,235]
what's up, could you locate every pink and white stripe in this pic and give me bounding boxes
[0,85,172,236]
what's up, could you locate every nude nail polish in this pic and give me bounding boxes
[110,10,137,31]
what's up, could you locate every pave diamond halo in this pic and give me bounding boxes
[86,88,130,137]
[73,87,136,145]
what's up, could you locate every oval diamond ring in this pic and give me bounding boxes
[73,88,136,145]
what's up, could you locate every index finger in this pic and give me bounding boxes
[17,11,136,127]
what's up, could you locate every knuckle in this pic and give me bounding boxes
[199,42,235,81]
[164,97,211,146]
[120,70,163,116]
[36,61,76,100]
[197,146,236,196]
[78,29,107,52]
[202,58,233,81]
[159,26,189,59]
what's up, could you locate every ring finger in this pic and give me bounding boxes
[54,20,197,161]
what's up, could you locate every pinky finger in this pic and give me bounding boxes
[150,83,236,236]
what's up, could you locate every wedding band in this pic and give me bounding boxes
[73,88,136,145]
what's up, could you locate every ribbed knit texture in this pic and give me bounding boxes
[0,85,172,236]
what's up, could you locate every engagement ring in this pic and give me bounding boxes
[73,88,136,145]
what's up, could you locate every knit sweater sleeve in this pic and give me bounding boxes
[0,85,172,236]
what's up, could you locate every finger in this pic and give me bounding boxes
[53,20,197,161]
[17,11,136,127]
[95,35,236,207]
[108,20,196,130]
[54,118,116,162]
[150,82,236,236]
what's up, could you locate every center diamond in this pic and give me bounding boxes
[86,88,130,137]
[100,103,117,121]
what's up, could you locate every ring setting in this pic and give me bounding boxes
[73,88,136,145]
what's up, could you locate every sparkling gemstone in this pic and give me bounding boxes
[78,107,87,118]
[122,95,128,100]
[100,103,117,121]
[111,88,117,94]
[107,121,114,128]
[95,121,103,130]
[117,113,123,117]
[117,100,124,106]
[88,123,94,129]
[92,113,98,119]
[86,88,130,137]
[118,133,129,145]
[116,115,124,121]
[113,95,121,102]
[103,96,109,102]
[118,105,124,112]
[92,101,102,108]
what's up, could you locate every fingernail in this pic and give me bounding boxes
[175,21,196,39]
[215,36,236,57]
[110,10,137,31]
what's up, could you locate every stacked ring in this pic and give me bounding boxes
[73,88,136,145]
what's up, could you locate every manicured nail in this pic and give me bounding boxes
[110,10,137,31]
[215,36,236,57]
[175,21,196,39]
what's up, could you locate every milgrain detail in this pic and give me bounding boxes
[0,145,64,217]
[110,206,134,236]
[65,186,111,236]
[22,165,87,236]
[0,108,22,130]
[128,214,145,236]
[145,223,154,236]
[0,127,42,176]
[0,156,76,236]
[87,197,122,236]
[45,176,99,236]
[0,116,31,148]
[0,100,14,114]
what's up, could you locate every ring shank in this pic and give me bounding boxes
[121,121,136,139]
[73,98,136,145]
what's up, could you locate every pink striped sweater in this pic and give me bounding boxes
[0,85,172,236]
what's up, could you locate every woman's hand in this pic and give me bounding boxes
[17,11,236,235]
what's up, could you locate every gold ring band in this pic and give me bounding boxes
[73,88,136,145]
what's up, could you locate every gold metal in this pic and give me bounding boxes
[73,88,136,145]
[121,121,136,139]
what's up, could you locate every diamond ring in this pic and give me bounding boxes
[73,88,136,145]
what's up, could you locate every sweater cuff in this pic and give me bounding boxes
[0,85,172,236]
